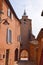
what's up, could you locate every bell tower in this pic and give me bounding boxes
[20,10,32,45]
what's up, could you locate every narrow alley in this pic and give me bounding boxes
[15,60,36,65]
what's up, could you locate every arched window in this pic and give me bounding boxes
[6,28,12,43]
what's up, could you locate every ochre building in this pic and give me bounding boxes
[0,0,21,65]
[0,0,43,65]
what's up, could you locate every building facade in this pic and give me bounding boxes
[0,1,43,65]
[0,0,21,65]
[30,28,43,65]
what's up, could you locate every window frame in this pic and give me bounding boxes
[6,28,12,44]
[7,8,11,18]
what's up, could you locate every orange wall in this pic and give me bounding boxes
[30,43,39,64]
[29,41,43,65]
[0,1,20,65]
[37,41,42,65]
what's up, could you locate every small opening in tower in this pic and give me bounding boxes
[24,19,26,21]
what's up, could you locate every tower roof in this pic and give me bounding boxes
[37,28,43,40]
[41,10,43,16]
[23,10,27,16]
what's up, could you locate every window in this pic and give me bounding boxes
[24,19,26,21]
[11,13,13,20]
[6,29,12,43]
[23,19,26,24]
[17,35,21,42]
[7,8,11,18]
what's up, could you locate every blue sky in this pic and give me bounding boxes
[9,0,43,37]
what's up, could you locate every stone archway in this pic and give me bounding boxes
[20,50,29,60]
